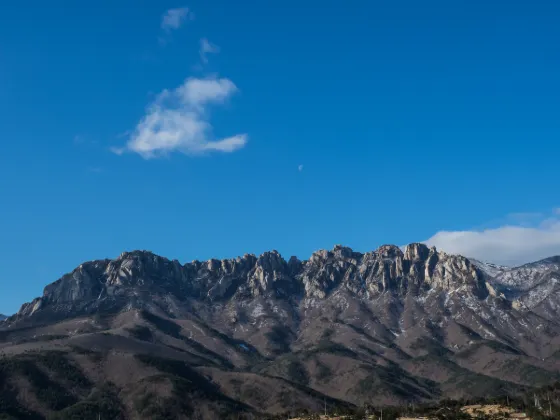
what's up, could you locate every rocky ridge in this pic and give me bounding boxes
[15,243,492,319]
[472,257,560,320]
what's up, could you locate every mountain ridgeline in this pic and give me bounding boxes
[17,244,490,318]
[2,243,560,419]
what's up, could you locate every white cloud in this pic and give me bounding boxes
[110,146,125,155]
[161,7,193,32]
[423,210,560,266]
[176,77,237,108]
[199,38,220,63]
[298,164,304,172]
[202,134,247,152]
[116,76,247,158]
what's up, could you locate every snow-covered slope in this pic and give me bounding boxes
[472,256,560,319]
[469,259,510,278]
[473,257,560,290]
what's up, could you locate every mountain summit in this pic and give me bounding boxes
[16,244,489,319]
[2,244,560,419]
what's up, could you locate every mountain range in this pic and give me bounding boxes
[1,243,560,419]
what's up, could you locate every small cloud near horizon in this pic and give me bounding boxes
[422,208,560,266]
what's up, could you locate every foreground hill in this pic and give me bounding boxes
[1,243,560,419]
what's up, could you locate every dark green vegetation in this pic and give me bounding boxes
[0,349,250,420]
[2,346,560,420]
[0,350,124,420]
[126,325,154,342]
[133,353,251,419]
[1,301,560,419]
[139,310,240,368]
[277,384,560,419]
[0,351,89,413]
[264,325,294,354]
[353,362,439,401]
[50,384,126,420]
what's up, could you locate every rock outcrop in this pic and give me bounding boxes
[15,243,492,318]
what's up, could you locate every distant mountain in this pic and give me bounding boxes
[2,243,560,419]
[471,256,560,319]
[0,314,6,320]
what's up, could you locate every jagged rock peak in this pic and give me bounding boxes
[375,244,404,259]
[286,256,302,278]
[256,250,286,269]
[404,243,431,261]
[13,244,499,319]
[332,244,352,255]
[116,249,165,262]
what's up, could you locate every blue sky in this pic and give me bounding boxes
[1,0,560,314]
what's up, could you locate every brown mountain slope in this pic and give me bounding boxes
[1,243,560,419]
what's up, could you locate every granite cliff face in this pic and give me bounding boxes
[16,243,491,318]
[3,244,560,419]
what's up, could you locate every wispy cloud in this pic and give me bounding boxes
[298,164,304,172]
[115,76,247,158]
[73,134,98,147]
[176,77,236,108]
[161,7,193,32]
[423,208,560,266]
[199,38,220,63]
[110,146,125,155]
